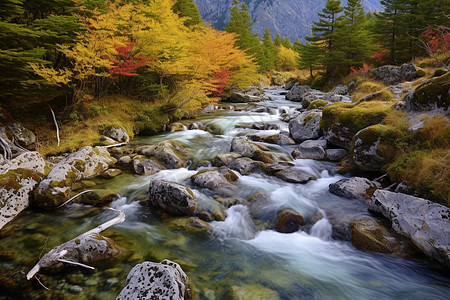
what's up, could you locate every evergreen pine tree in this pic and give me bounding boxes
[282,37,293,49]
[260,27,277,71]
[274,32,283,47]
[297,42,321,78]
[172,0,203,27]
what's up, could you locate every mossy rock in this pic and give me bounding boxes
[405,72,450,111]
[433,68,447,77]
[307,100,330,110]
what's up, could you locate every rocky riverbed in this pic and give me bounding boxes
[0,74,449,299]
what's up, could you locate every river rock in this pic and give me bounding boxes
[227,92,261,103]
[275,209,305,233]
[332,84,349,95]
[368,190,450,266]
[103,126,129,143]
[191,168,237,189]
[229,157,266,175]
[34,146,116,208]
[291,139,327,160]
[352,125,390,172]
[0,151,45,229]
[227,284,280,300]
[211,153,242,167]
[133,158,165,175]
[230,137,275,163]
[323,123,355,150]
[285,84,311,102]
[39,233,120,274]
[169,122,186,132]
[350,217,415,255]
[329,177,378,201]
[116,260,193,300]
[118,156,132,165]
[284,81,297,90]
[101,168,122,179]
[274,168,316,184]
[137,140,187,169]
[325,149,347,161]
[7,122,36,147]
[369,64,417,85]
[248,133,295,146]
[148,179,197,216]
[289,111,322,142]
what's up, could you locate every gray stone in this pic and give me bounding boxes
[332,84,349,95]
[329,177,378,201]
[137,140,187,169]
[369,64,417,85]
[230,137,275,163]
[227,92,261,103]
[292,139,327,160]
[324,123,355,150]
[116,260,192,300]
[285,85,311,102]
[352,125,389,172]
[325,149,347,161]
[69,285,83,294]
[289,111,322,142]
[284,81,297,90]
[275,168,316,183]
[103,126,129,143]
[34,146,116,207]
[191,168,236,190]
[368,190,450,266]
[133,158,165,175]
[229,157,266,175]
[118,156,132,165]
[148,179,197,216]
[7,122,36,147]
[211,153,242,167]
[0,151,45,229]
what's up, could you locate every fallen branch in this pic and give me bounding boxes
[27,208,125,280]
[101,142,128,149]
[0,137,12,160]
[56,190,93,209]
[57,259,95,270]
[49,107,60,146]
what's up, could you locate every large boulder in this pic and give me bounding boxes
[291,139,327,160]
[116,260,193,300]
[148,179,197,216]
[0,151,45,229]
[352,125,392,172]
[103,126,129,143]
[274,168,316,183]
[34,146,116,208]
[369,64,418,85]
[285,84,311,102]
[211,153,242,167]
[289,110,322,143]
[329,177,378,201]
[229,157,266,175]
[7,122,36,147]
[231,137,275,163]
[133,157,165,175]
[350,217,416,255]
[191,168,237,190]
[137,140,187,169]
[227,88,264,103]
[403,72,449,111]
[368,190,450,266]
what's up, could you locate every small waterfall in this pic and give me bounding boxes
[211,205,257,240]
[310,218,333,241]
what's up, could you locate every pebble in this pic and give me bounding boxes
[85,279,98,287]
[69,285,83,294]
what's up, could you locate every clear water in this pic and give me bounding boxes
[0,89,449,300]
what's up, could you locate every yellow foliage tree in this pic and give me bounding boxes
[276,45,299,71]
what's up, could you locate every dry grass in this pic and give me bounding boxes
[351,80,393,103]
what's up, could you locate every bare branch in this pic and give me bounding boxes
[49,107,60,146]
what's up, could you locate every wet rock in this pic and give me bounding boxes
[264,162,293,175]
[188,122,204,130]
[325,148,347,161]
[329,177,378,201]
[323,123,355,150]
[284,80,297,90]
[204,123,223,135]
[169,122,186,132]
[7,122,36,147]
[227,284,280,300]
[289,110,322,142]
[148,179,197,216]
[292,139,327,160]
[248,133,295,146]
[137,140,187,169]
[74,189,118,206]
[116,260,193,300]
[350,217,416,255]
[191,168,237,190]
[285,84,311,102]
[101,168,122,179]
[229,157,266,175]
[103,126,129,143]
[352,125,390,172]
[369,64,417,85]
[368,190,450,266]
[332,84,349,95]
[306,100,331,110]
[231,137,275,163]
[275,209,304,233]
[0,151,45,229]
[118,155,132,165]
[108,146,135,156]
[274,168,316,183]
[133,158,165,175]
[186,217,210,229]
[227,92,262,103]
[34,146,116,208]
[211,153,242,167]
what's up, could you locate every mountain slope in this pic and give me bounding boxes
[193,0,382,41]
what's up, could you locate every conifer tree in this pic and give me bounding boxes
[274,32,283,47]
[297,42,321,78]
[260,27,277,71]
[172,0,203,27]
[282,37,293,49]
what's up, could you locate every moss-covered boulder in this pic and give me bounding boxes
[404,72,450,111]
[0,151,45,229]
[34,146,116,208]
[320,102,391,149]
[352,125,395,172]
[7,122,36,147]
[289,110,322,142]
[231,137,275,163]
[137,140,188,169]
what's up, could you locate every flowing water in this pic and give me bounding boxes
[1,89,449,299]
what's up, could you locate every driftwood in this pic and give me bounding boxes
[49,107,60,146]
[0,137,12,160]
[27,208,125,280]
